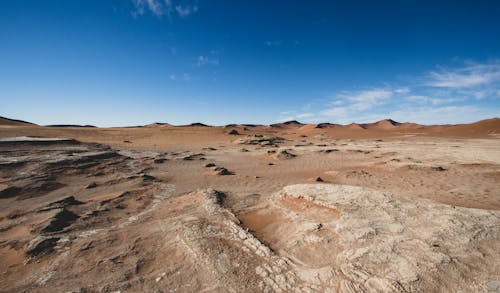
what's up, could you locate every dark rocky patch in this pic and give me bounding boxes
[26,237,61,257]
[41,208,79,234]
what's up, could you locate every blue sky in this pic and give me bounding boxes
[1,0,500,126]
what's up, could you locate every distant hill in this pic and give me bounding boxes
[0,116,36,126]
[144,122,172,128]
[187,122,211,127]
[270,120,304,128]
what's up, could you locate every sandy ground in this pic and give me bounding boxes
[0,121,499,292]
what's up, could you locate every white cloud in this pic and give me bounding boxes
[132,0,198,17]
[394,87,410,94]
[175,4,198,17]
[196,55,219,66]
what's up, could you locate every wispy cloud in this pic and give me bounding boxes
[427,71,490,88]
[169,73,192,81]
[132,0,198,17]
[297,113,314,118]
[280,60,500,124]
[338,88,393,111]
[318,88,397,123]
[405,95,464,105]
[196,55,219,66]
[175,4,198,17]
[426,61,500,88]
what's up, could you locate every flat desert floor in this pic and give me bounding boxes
[0,120,499,292]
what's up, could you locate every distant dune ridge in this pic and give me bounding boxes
[0,115,499,137]
[46,124,97,128]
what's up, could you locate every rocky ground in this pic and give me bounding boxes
[0,129,499,292]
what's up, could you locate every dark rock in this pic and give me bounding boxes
[140,174,156,181]
[38,196,83,212]
[275,150,296,159]
[237,135,284,145]
[85,182,97,189]
[26,236,60,257]
[0,186,22,199]
[153,158,167,164]
[322,149,339,154]
[41,208,79,233]
[214,167,234,175]
[181,153,205,161]
[432,166,447,171]
[202,147,217,151]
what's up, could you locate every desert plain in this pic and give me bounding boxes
[0,116,499,292]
